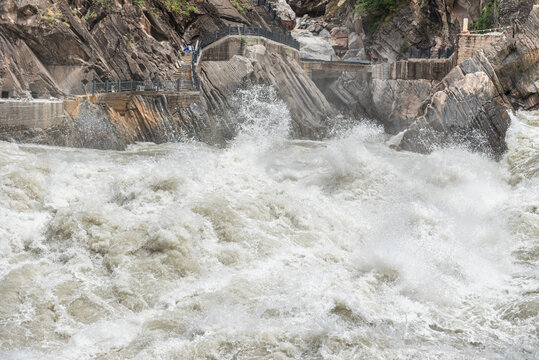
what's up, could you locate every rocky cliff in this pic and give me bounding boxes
[0,0,274,97]
[394,6,539,157]
[198,36,334,139]
[0,94,214,149]
[0,0,331,147]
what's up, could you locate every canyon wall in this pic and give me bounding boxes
[199,36,335,139]
[394,6,539,157]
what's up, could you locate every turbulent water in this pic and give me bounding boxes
[0,89,538,359]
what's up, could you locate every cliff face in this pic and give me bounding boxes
[0,0,267,97]
[0,94,215,149]
[395,6,539,157]
[301,0,535,63]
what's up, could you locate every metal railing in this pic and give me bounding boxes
[466,26,512,34]
[196,24,300,51]
[92,79,194,94]
[92,0,299,93]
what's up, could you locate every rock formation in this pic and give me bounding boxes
[199,36,335,139]
[0,0,276,97]
[394,6,539,157]
[0,94,215,150]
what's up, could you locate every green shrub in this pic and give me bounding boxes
[133,0,145,10]
[399,40,409,54]
[163,0,196,17]
[241,36,248,44]
[354,0,410,33]
[231,0,246,14]
[475,0,496,30]
[94,0,113,8]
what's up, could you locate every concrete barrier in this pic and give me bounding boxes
[371,56,456,81]
[456,33,506,65]
[0,100,65,129]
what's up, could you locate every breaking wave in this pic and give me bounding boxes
[0,90,537,359]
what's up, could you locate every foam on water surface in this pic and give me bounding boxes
[0,88,537,359]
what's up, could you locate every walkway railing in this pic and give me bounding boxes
[465,26,512,34]
[92,79,194,94]
[197,24,300,50]
[93,0,299,93]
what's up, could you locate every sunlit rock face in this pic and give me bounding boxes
[396,7,539,156]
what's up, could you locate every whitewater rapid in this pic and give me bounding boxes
[0,89,537,359]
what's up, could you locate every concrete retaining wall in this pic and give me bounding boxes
[0,100,65,129]
[371,56,456,81]
[89,91,200,114]
[457,33,505,64]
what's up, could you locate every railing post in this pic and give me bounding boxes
[258,27,260,37]
[130,80,133,91]
[92,80,96,94]
[176,78,180,91]
[105,80,109,93]
[118,80,121,92]
[228,24,231,35]
[214,30,217,41]
[156,78,160,91]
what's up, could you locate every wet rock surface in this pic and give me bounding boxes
[199,37,335,139]
[395,7,539,157]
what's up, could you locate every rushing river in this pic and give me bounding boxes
[0,89,538,359]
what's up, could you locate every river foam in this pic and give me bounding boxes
[0,89,537,359]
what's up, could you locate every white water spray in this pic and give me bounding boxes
[0,90,537,359]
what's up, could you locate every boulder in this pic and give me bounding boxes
[330,27,348,54]
[319,29,330,39]
[287,0,330,16]
[294,31,336,60]
[267,0,296,30]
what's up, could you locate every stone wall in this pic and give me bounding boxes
[456,33,506,65]
[0,100,65,129]
[371,56,456,81]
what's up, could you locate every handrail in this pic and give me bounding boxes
[196,25,300,51]
[300,58,372,65]
[190,22,300,91]
[464,26,512,34]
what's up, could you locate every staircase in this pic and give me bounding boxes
[174,52,194,90]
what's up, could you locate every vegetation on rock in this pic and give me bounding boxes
[354,0,410,33]
[231,0,248,15]
[163,0,196,16]
[475,0,499,30]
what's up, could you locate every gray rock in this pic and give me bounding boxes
[199,37,334,140]
[394,7,539,157]
[319,29,330,39]
[295,32,336,61]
